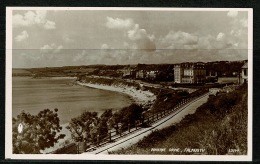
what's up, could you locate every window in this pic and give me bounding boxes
[243,69,247,76]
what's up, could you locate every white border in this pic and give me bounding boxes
[6,7,253,161]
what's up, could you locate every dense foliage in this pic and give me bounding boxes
[149,88,207,113]
[12,109,65,154]
[67,104,143,145]
[66,111,99,143]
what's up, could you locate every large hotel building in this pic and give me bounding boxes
[174,62,206,84]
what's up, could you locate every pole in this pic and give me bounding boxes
[128,123,130,133]
[109,130,111,142]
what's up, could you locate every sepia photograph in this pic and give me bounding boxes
[6,7,252,161]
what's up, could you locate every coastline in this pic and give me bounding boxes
[76,81,156,105]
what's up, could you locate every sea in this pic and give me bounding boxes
[12,77,133,124]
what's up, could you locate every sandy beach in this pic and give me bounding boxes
[76,81,156,105]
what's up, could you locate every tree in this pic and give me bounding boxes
[12,108,65,154]
[118,104,143,130]
[66,111,98,143]
[96,109,113,139]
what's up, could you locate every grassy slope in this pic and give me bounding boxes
[111,85,248,155]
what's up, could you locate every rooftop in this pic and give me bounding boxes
[242,62,248,69]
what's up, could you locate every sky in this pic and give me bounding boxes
[12,9,249,68]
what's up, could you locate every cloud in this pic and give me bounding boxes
[128,24,146,41]
[53,45,63,53]
[13,10,56,30]
[159,30,236,51]
[159,31,198,49]
[15,31,29,42]
[216,32,225,41]
[127,24,156,51]
[197,35,215,49]
[101,44,109,49]
[123,42,129,48]
[227,11,238,18]
[62,34,74,43]
[106,17,134,29]
[40,43,63,54]
[44,20,56,29]
[105,17,156,51]
[228,16,248,49]
[73,50,86,62]
[240,19,248,28]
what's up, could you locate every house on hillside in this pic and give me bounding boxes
[136,70,147,79]
[121,66,136,79]
[241,62,248,84]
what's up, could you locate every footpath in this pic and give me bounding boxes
[84,92,210,154]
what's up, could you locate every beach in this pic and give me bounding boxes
[77,81,156,105]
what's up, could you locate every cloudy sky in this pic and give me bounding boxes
[12,9,249,68]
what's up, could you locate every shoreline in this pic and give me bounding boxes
[76,81,156,105]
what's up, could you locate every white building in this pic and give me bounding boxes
[174,63,206,84]
[241,62,248,84]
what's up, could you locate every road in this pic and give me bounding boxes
[84,92,210,154]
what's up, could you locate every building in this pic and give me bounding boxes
[182,63,194,83]
[146,70,158,80]
[193,63,206,83]
[136,70,146,79]
[174,64,183,83]
[174,62,206,84]
[205,71,218,83]
[121,66,136,78]
[241,62,248,84]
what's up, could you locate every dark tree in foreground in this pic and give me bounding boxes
[66,111,99,142]
[67,104,143,145]
[97,109,113,139]
[12,108,65,154]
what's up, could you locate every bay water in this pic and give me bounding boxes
[12,77,133,124]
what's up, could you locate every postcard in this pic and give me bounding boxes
[6,7,253,161]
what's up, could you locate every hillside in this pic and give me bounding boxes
[111,85,248,155]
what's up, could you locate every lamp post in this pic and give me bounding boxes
[118,123,122,137]
[108,128,111,142]
[107,121,112,142]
